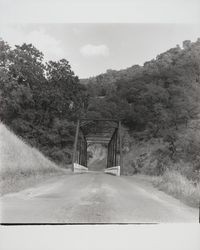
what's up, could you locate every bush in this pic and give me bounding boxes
[154,170,200,207]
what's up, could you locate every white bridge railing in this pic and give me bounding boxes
[104,166,120,176]
[73,163,88,173]
[73,163,120,176]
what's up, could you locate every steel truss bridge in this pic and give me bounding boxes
[72,119,123,175]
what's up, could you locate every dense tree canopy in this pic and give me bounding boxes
[1,38,200,169]
[0,39,87,164]
[82,39,200,136]
[81,39,200,174]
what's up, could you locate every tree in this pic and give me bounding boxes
[45,59,87,121]
[0,39,88,165]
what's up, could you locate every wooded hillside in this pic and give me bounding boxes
[0,40,87,165]
[1,38,200,180]
[82,39,200,179]
[82,39,200,132]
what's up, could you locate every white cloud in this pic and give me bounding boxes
[23,29,63,61]
[80,44,109,57]
[0,24,64,61]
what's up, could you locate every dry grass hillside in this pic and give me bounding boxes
[0,122,67,195]
[123,136,200,207]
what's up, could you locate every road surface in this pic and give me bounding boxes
[0,172,198,223]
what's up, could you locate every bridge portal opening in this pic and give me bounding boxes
[72,119,123,175]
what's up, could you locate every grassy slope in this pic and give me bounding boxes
[0,123,67,195]
[123,138,200,207]
[154,170,200,208]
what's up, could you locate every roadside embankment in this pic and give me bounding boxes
[123,138,200,208]
[153,170,200,208]
[0,122,68,195]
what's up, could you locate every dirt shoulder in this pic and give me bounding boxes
[0,169,71,196]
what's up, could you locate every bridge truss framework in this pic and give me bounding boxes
[72,119,123,175]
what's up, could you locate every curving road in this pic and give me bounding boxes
[0,172,198,223]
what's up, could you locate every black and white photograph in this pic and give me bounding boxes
[0,0,200,228]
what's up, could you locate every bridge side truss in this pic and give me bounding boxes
[72,119,123,175]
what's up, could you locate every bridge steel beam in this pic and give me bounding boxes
[106,121,123,174]
[107,128,118,169]
[72,118,123,175]
[118,120,123,175]
[72,119,80,171]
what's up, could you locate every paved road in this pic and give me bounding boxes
[0,172,198,223]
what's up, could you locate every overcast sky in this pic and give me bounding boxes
[1,0,200,78]
[1,23,200,78]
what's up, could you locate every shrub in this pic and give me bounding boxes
[154,170,200,207]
